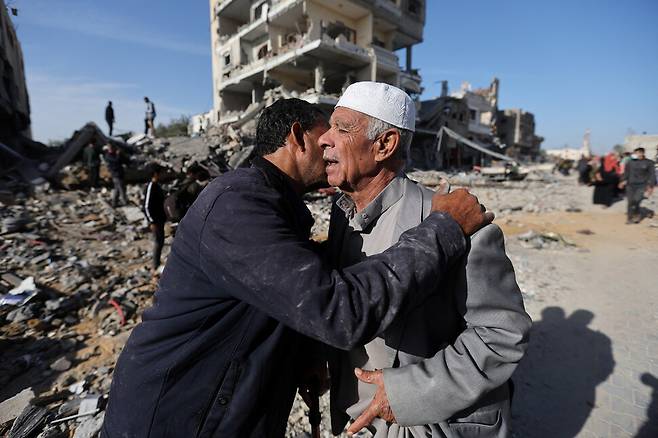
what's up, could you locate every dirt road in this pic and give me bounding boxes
[482,181,658,437]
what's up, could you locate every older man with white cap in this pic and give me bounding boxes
[320,82,531,438]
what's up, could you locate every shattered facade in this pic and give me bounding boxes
[450,79,500,145]
[412,78,544,170]
[209,0,426,124]
[496,108,544,161]
[0,0,30,140]
[412,83,472,169]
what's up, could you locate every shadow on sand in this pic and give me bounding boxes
[511,307,614,437]
[635,372,658,438]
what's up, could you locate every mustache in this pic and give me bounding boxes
[323,154,338,163]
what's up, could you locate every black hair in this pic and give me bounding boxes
[149,163,164,177]
[634,147,645,153]
[255,98,327,156]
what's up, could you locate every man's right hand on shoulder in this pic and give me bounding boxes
[431,188,494,236]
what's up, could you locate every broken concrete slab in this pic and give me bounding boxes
[0,387,34,425]
[8,404,49,438]
[72,412,104,438]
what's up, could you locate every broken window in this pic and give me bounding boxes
[325,21,357,44]
[257,44,269,60]
[223,53,232,67]
[252,1,270,21]
[408,0,422,15]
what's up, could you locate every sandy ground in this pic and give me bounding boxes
[482,182,658,437]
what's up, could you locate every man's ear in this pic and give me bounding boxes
[374,129,400,162]
[289,121,306,151]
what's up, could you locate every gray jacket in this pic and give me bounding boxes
[327,176,532,438]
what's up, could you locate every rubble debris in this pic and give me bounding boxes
[1,276,40,306]
[71,412,104,438]
[8,404,49,438]
[0,388,35,425]
[517,230,576,250]
[50,358,72,373]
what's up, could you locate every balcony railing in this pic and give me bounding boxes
[372,44,399,70]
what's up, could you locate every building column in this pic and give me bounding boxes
[406,45,412,71]
[314,62,324,94]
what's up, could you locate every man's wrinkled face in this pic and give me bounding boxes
[319,107,378,191]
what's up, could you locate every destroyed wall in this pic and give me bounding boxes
[412,96,471,169]
[450,79,499,144]
[497,108,544,161]
[0,0,30,140]
[209,0,425,125]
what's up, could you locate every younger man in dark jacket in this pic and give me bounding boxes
[143,164,167,271]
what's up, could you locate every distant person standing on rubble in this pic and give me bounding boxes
[103,143,129,207]
[105,101,115,136]
[83,141,100,189]
[143,164,167,272]
[144,96,156,137]
[621,147,655,224]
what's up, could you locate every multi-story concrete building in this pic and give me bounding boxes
[0,1,31,140]
[209,0,426,124]
[450,78,499,145]
[412,81,472,169]
[496,108,544,160]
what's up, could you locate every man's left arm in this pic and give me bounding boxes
[380,224,531,426]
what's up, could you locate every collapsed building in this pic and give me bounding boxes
[209,0,426,124]
[412,78,544,170]
[496,108,544,161]
[0,2,30,142]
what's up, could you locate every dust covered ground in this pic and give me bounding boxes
[1,172,657,437]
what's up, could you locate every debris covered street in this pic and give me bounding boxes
[5,165,654,437]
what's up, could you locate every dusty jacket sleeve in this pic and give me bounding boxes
[199,187,466,351]
[383,224,532,425]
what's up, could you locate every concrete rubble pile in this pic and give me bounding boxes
[2,117,262,202]
[0,187,163,437]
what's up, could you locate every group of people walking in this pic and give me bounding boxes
[103,96,156,138]
[579,148,656,223]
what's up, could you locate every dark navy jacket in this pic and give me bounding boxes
[101,157,466,438]
[143,181,166,224]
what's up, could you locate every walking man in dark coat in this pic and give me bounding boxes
[101,98,492,438]
[622,147,656,223]
[105,101,115,136]
[143,164,167,272]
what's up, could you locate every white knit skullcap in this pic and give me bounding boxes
[335,81,415,131]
